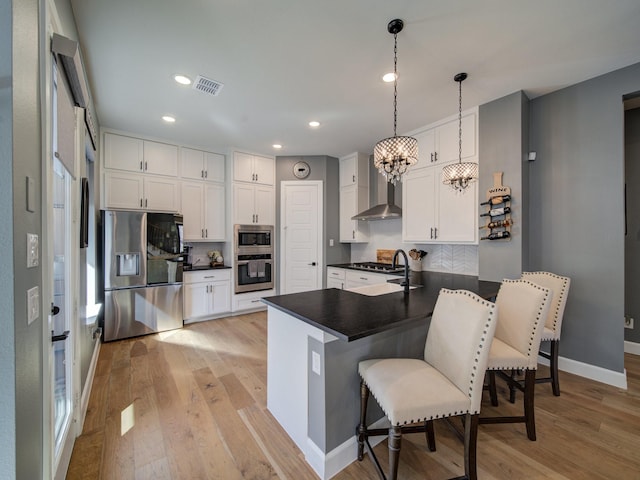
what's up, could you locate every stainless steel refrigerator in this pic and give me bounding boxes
[103,210,184,341]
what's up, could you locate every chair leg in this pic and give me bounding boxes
[425,420,436,451]
[509,369,517,404]
[463,414,479,480]
[357,380,369,461]
[550,340,560,396]
[388,426,402,480]
[524,369,537,441]
[488,371,498,406]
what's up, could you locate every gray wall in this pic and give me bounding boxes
[275,156,350,291]
[12,0,45,477]
[529,62,640,373]
[478,91,529,281]
[0,0,16,476]
[625,107,640,343]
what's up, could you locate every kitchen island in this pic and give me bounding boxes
[262,271,500,480]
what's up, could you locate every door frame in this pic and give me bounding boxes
[280,181,323,294]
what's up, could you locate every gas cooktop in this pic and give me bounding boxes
[350,262,404,272]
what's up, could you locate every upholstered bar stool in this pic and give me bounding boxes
[522,271,571,396]
[356,289,498,480]
[480,279,551,441]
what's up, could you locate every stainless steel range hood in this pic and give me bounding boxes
[352,173,402,221]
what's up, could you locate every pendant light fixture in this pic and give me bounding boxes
[442,72,478,192]
[373,19,418,185]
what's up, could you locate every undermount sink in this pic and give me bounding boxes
[347,282,418,296]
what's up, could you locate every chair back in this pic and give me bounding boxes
[425,289,498,413]
[494,279,552,369]
[522,271,570,340]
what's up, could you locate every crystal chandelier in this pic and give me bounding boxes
[442,72,478,192]
[373,19,418,185]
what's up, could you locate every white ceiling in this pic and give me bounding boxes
[69,0,640,159]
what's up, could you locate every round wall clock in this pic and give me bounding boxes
[293,161,311,179]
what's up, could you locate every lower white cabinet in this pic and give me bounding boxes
[326,267,346,289]
[183,269,231,322]
[345,270,392,289]
[232,289,275,312]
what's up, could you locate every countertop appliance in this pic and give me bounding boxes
[102,210,184,342]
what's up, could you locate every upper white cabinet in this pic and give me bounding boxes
[233,183,275,225]
[181,181,225,241]
[339,152,369,243]
[104,132,178,176]
[411,111,476,170]
[233,151,275,185]
[181,148,225,183]
[104,171,179,212]
[402,107,478,244]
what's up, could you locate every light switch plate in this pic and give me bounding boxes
[312,351,321,375]
[27,233,39,268]
[27,286,39,324]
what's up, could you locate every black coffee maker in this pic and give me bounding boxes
[182,245,192,270]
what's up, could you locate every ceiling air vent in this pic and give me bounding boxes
[193,75,224,96]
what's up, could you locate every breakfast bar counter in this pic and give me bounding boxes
[262,271,500,479]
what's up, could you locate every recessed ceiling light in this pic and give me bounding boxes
[382,72,397,83]
[272,144,282,149]
[174,74,192,85]
[162,115,176,123]
[309,121,320,127]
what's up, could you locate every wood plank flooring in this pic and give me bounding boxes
[67,312,640,479]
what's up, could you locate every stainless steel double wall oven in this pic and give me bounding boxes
[234,224,274,293]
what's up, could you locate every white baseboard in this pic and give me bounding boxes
[624,341,640,355]
[79,339,101,429]
[538,351,627,390]
[304,417,388,480]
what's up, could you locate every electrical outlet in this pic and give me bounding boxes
[625,315,634,329]
[26,233,39,268]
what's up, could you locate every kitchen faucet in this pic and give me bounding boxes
[392,249,410,294]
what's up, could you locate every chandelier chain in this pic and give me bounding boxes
[393,32,398,137]
[458,76,462,164]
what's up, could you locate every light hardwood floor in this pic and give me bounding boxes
[67,312,640,479]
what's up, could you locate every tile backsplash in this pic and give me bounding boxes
[350,218,478,275]
[185,242,226,267]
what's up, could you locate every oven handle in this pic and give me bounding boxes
[236,260,273,266]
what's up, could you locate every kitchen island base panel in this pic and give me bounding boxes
[266,306,428,479]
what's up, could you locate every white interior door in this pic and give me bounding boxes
[280,181,322,294]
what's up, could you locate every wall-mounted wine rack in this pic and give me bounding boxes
[480,172,512,241]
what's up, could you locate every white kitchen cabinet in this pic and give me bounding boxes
[344,269,392,289]
[181,147,225,182]
[339,152,369,188]
[181,181,225,241]
[104,171,179,212]
[104,132,178,177]
[339,152,369,243]
[233,183,275,225]
[326,267,346,289]
[402,107,478,244]
[402,161,477,244]
[183,269,231,321]
[411,110,476,169]
[233,151,275,185]
[339,185,369,243]
[232,289,274,312]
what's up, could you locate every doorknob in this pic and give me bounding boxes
[308,262,317,266]
[51,304,60,316]
[51,330,69,343]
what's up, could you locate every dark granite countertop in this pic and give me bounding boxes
[183,264,232,271]
[262,271,500,342]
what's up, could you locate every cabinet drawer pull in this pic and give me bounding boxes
[145,198,148,208]
[359,277,368,281]
[352,174,355,183]
[205,229,208,238]
[204,170,208,178]
[201,170,204,178]
[204,275,215,279]
[145,161,148,171]
[430,153,434,163]
[140,161,143,171]
[140,198,143,207]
